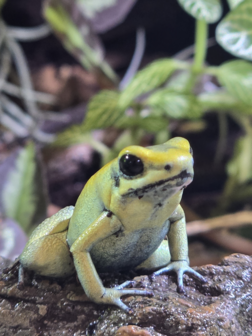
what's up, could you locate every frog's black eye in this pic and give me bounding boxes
[119,154,144,176]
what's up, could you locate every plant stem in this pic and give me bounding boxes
[193,20,208,74]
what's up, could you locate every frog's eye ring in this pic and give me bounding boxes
[119,154,144,176]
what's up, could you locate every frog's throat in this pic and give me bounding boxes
[123,170,193,197]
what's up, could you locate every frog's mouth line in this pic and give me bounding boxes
[124,170,193,197]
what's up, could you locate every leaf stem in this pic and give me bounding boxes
[193,20,208,73]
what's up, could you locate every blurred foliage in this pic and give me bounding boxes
[44,0,117,84]
[52,0,252,215]
[0,0,252,235]
[2,142,47,234]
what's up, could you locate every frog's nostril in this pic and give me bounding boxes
[165,164,171,171]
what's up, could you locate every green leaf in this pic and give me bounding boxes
[147,89,202,119]
[227,134,252,184]
[177,0,222,23]
[2,142,45,233]
[217,60,252,107]
[198,90,252,113]
[85,90,124,129]
[166,71,192,93]
[54,90,124,147]
[54,127,92,148]
[139,116,167,133]
[115,114,167,133]
[119,59,179,109]
[227,0,244,9]
[216,0,252,60]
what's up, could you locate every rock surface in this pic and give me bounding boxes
[0,254,251,336]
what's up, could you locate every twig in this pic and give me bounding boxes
[0,46,11,90]
[183,200,252,254]
[0,104,29,137]
[7,24,51,41]
[201,229,252,255]
[119,28,146,90]
[1,94,34,128]
[2,82,56,105]
[187,210,252,236]
[6,35,41,120]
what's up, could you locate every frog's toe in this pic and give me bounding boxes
[106,288,153,312]
[186,268,206,283]
[177,269,185,293]
[153,264,173,276]
[115,280,135,290]
[115,298,131,312]
[118,288,153,297]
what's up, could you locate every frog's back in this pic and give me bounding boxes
[67,161,114,246]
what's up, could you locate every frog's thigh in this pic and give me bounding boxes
[135,240,171,272]
[20,231,75,278]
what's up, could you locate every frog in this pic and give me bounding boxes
[5,137,205,312]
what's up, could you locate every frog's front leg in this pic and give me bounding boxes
[70,211,153,312]
[154,205,206,292]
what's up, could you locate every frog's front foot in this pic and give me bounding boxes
[94,286,153,312]
[153,261,206,293]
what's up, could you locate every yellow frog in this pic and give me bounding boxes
[10,137,205,311]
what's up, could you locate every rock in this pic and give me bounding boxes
[0,254,251,335]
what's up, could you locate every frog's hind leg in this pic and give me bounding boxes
[2,257,24,288]
[3,257,20,274]
[20,206,75,278]
[135,240,171,272]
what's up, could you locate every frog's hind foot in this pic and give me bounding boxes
[3,258,25,289]
[3,257,20,274]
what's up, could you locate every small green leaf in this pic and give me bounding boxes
[198,90,251,113]
[139,116,167,133]
[54,91,124,147]
[166,71,192,93]
[2,142,39,232]
[116,114,167,133]
[54,127,92,148]
[177,0,222,23]
[216,0,252,60]
[85,90,124,129]
[217,60,252,107]
[44,0,117,82]
[227,0,244,9]
[119,59,179,109]
[147,89,202,119]
[227,134,252,184]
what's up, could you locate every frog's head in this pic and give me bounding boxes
[114,137,194,199]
